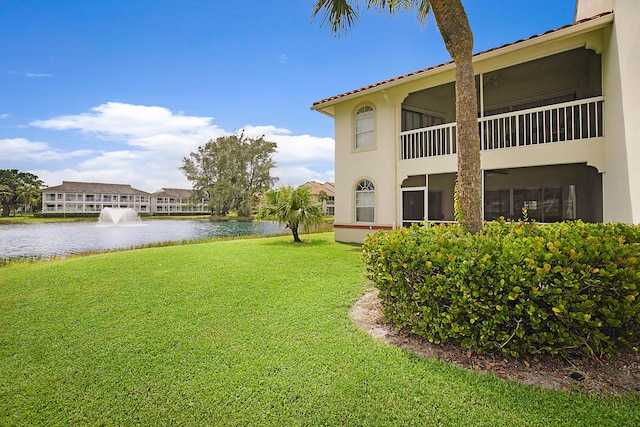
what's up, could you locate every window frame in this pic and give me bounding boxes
[355,179,375,223]
[354,105,375,150]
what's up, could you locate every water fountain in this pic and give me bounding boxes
[97,207,142,225]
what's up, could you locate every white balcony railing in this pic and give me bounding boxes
[400,96,604,160]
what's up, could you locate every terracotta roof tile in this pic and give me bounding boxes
[151,188,195,197]
[301,181,335,197]
[43,181,150,195]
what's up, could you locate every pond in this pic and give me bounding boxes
[0,220,287,261]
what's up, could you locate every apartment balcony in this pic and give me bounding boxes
[400,97,604,161]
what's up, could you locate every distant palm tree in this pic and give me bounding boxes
[16,184,40,215]
[312,0,482,233]
[317,189,330,215]
[0,184,13,217]
[257,185,325,243]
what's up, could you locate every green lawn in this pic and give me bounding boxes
[1,233,638,426]
[0,214,211,224]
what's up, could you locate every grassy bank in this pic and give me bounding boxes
[1,233,638,426]
[0,214,212,224]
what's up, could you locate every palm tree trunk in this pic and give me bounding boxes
[291,226,302,243]
[430,0,483,234]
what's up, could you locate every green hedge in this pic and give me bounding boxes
[363,220,640,358]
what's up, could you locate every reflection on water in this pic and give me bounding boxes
[0,220,286,260]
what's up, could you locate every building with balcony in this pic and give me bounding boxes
[41,182,209,216]
[150,188,210,215]
[312,0,639,242]
[42,181,151,214]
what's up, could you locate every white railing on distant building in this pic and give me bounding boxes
[400,96,604,160]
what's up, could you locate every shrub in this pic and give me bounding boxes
[363,220,640,358]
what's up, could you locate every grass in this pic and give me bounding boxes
[1,233,639,426]
[0,215,98,224]
[0,214,212,224]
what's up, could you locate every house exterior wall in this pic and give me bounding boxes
[334,93,398,242]
[575,0,614,21]
[41,183,209,215]
[151,196,209,214]
[315,6,640,243]
[150,188,209,214]
[42,193,151,214]
[41,183,151,214]
[601,0,640,223]
[301,181,335,215]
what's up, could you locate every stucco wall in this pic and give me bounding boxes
[322,9,635,242]
[602,0,640,223]
[333,92,398,230]
[575,0,614,21]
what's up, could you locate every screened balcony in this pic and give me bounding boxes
[400,96,604,160]
[400,47,603,161]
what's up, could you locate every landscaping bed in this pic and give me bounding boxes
[351,289,640,395]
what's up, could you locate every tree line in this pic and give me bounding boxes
[3,132,324,240]
[0,169,43,217]
[181,133,278,218]
[182,133,326,242]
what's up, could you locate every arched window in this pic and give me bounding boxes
[355,105,375,149]
[355,179,375,222]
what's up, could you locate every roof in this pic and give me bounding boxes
[302,181,335,197]
[43,181,150,195]
[151,188,196,198]
[311,12,613,110]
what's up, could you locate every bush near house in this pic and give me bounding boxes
[363,220,640,358]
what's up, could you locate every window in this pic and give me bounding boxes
[484,189,511,220]
[355,179,375,222]
[355,106,375,149]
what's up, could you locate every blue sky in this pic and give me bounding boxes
[1,0,577,192]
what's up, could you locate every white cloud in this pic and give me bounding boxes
[272,134,334,165]
[31,102,219,142]
[16,102,335,191]
[25,72,53,78]
[0,138,92,162]
[273,165,334,186]
[241,124,334,165]
[0,113,9,119]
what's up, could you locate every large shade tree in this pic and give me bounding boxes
[257,185,325,243]
[181,133,277,217]
[0,169,44,217]
[312,0,482,233]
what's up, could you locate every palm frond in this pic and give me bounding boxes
[312,0,359,36]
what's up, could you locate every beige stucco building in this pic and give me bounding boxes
[42,181,152,214]
[42,182,209,215]
[312,0,639,243]
[302,181,336,216]
[150,188,210,215]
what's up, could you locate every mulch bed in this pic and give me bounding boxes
[350,289,640,395]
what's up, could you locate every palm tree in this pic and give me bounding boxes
[0,184,12,217]
[312,0,482,233]
[317,189,330,215]
[257,185,325,243]
[16,184,40,216]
